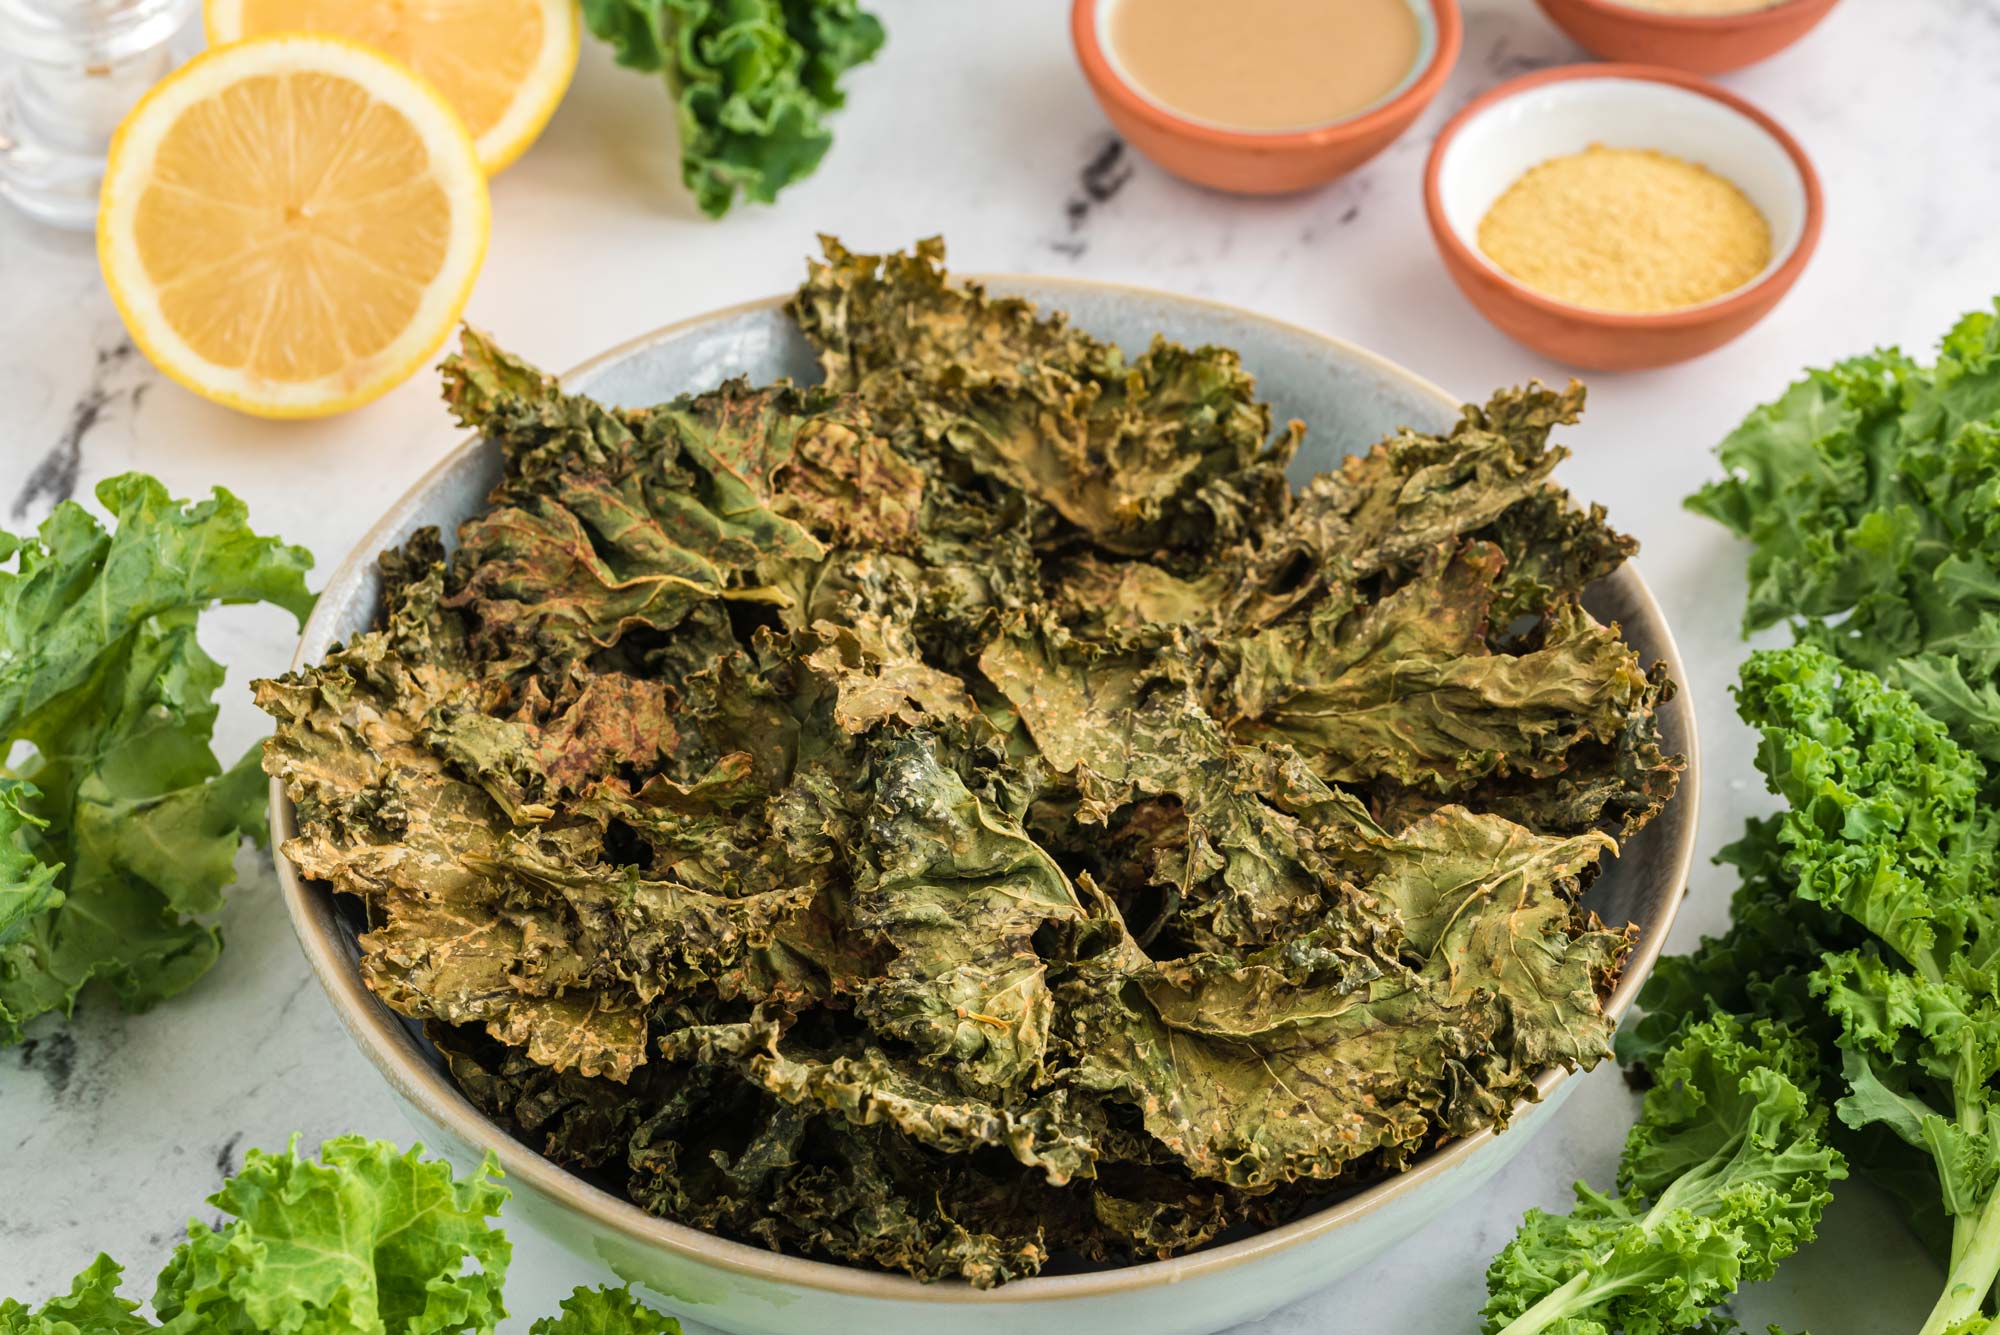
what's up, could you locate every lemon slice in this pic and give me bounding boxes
[205,0,579,174]
[98,35,490,419]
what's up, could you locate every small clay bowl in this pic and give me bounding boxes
[1535,0,1840,75]
[1424,65,1822,371]
[1070,0,1462,194]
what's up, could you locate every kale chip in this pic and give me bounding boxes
[258,239,1681,1284]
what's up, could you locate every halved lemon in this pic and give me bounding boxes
[205,0,580,174]
[98,35,490,419]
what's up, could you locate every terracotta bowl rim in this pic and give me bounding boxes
[1069,0,1463,147]
[1546,0,1833,32]
[1424,62,1824,333]
[271,274,1700,1306]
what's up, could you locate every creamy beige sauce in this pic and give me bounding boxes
[1108,0,1423,132]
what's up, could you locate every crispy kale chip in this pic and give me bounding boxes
[260,239,1679,1284]
[1484,1015,1844,1335]
[0,476,313,1044]
[580,0,883,217]
[3,1136,682,1335]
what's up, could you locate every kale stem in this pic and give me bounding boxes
[1919,1187,2000,1335]
[1494,1270,1592,1335]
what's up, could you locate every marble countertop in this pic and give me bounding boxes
[2,0,1989,1327]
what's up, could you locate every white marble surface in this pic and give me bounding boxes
[0,0,1990,1327]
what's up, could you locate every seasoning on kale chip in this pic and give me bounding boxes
[257,238,1682,1286]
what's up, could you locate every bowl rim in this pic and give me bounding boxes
[1548,0,1832,33]
[1422,62,1824,330]
[269,274,1700,1305]
[1069,0,1462,147]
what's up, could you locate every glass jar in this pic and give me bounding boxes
[0,0,195,229]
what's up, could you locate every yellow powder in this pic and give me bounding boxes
[1476,144,1773,314]
[1617,0,1782,12]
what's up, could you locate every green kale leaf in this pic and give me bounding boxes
[1483,1014,1844,1335]
[1734,646,2000,1335]
[579,0,883,217]
[0,475,312,1044]
[151,1137,510,1333]
[1687,304,2000,763]
[0,780,61,947]
[529,1286,680,1335]
[4,1136,683,1335]
[0,1256,152,1335]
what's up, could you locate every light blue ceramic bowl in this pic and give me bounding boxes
[272,279,1698,1335]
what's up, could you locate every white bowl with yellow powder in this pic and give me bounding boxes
[1423,64,1821,370]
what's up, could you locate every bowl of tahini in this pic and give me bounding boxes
[1425,65,1823,370]
[1534,0,1841,74]
[1070,0,1461,193]
[268,256,1700,1335]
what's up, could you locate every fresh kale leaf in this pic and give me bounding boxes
[1484,1015,1844,1335]
[1633,302,2000,1331]
[0,1256,152,1335]
[0,475,312,1044]
[4,1136,681,1335]
[579,0,884,217]
[151,1137,510,1333]
[0,780,61,947]
[1687,303,2000,763]
[1734,646,2000,1335]
[529,1286,681,1335]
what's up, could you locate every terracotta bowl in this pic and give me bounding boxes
[1535,0,1841,74]
[271,279,1699,1335]
[1424,65,1822,371]
[1070,0,1461,193]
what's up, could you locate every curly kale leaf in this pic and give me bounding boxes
[1735,646,1998,989]
[1483,1015,1844,1335]
[0,1256,152,1335]
[1616,816,1855,1076]
[529,1286,680,1335]
[1733,647,2000,1335]
[3,1136,683,1335]
[151,1137,511,1333]
[0,476,312,1044]
[0,780,61,948]
[580,0,883,217]
[1687,303,2000,762]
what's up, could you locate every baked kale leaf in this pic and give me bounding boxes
[260,239,1680,1284]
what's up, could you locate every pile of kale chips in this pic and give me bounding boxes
[258,240,1681,1285]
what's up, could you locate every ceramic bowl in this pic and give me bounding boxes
[271,279,1699,1335]
[1069,0,1461,193]
[1425,65,1822,371]
[1535,0,1840,74]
